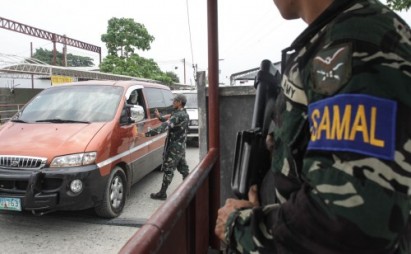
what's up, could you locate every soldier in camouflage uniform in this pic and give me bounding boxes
[216,0,411,253]
[141,93,190,200]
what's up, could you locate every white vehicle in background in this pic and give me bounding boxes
[172,89,198,145]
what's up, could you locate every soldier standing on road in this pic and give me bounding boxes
[215,0,411,253]
[139,93,190,200]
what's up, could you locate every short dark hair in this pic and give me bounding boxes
[173,94,187,106]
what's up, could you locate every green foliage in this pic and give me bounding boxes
[386,0,411,11]
[165,71,180,83]
[32,48,94,67]
[100,17,177,85]
[101,17,155,58]
[100,54,174,85]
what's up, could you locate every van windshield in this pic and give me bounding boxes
[18,85,124,123]
[183,93,198,109]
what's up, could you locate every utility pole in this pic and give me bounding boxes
[63,35,67,67]
[30,42,34,89]
[52,34,57,65]
[193,63,198,84]
[63,44,67,67]
[183,58,186,84]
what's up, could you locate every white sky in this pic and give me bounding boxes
[0,0,410,85]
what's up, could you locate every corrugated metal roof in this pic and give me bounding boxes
[0,53,159,83]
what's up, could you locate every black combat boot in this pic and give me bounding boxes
[150,183,168,200]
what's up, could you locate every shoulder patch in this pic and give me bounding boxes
[281,76,308,105]
[308,94,396,160]
[311,43,352,95]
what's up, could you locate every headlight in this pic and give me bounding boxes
[190,120,199,126]
[51,152,97,167]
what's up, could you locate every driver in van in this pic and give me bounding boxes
[127,90,139,105]
[138,93,190,200]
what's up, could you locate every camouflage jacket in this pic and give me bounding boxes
[226,0,411,253]
[145,108,189,152]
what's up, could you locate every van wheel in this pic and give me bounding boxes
[95,167,127,218]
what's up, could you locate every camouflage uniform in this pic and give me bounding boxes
[145,108,190,190]
[225,0,411,253]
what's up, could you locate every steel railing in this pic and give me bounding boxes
[120,148,218,254]
[120,0,221,252]
[0,104,24,124]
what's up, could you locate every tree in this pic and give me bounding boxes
[32,48,94,67]
[386,0,411,11]
[165,71,180,83]
[101,18,154,58]
[100,17,176,85]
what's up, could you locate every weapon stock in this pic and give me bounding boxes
[231,59,281,199]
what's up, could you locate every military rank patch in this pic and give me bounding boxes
[311,43,352,95]
[308,94,396,160]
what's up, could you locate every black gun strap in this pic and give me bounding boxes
[259,169,277,206]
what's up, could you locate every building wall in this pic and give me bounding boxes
[218,86,256,202]
[0,77,51,89]
[197,73,256,203]
[0,87,42,104]
[0,87,42,123]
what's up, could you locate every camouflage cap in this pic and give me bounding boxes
[173,93,187,104]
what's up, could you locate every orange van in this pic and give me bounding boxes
[0,80,173,218]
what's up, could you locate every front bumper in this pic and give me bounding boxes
[0,165,107,212]
[187,125,198,138]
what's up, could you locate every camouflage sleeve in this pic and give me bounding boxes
[302,38,411,252]
[295,23,411,252]
[167,114,179,129]
[225,205,279,253]
[158,115,167,122]
[226,19,411,254]
[145,111,185,137]
[168,111,188,129]
[145,121,168,137]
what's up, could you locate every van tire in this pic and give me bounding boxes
[95,167,127,218]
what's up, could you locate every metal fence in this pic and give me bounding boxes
[0,104,24,124]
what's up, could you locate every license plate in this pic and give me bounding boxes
[0,197,22,211]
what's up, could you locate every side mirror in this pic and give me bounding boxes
[130,105,145,122]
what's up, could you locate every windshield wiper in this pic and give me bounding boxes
[11,119,27,123]
[35,119,90,124]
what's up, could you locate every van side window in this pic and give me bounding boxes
[127,90,139,105]
[127,89,146,106]
[161,89,174,115]
[144,88,173,118]
[126,89,147,119]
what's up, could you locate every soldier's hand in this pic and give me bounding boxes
[215,185,259,242]
[266,133,275,153]
[154,108,160,118]
[248,184,260,207]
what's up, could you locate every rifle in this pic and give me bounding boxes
[231,59,281,200]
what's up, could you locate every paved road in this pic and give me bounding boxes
[0,146,200,254]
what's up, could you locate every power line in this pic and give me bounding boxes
[219,9,280,59]
[223,20,286,61]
